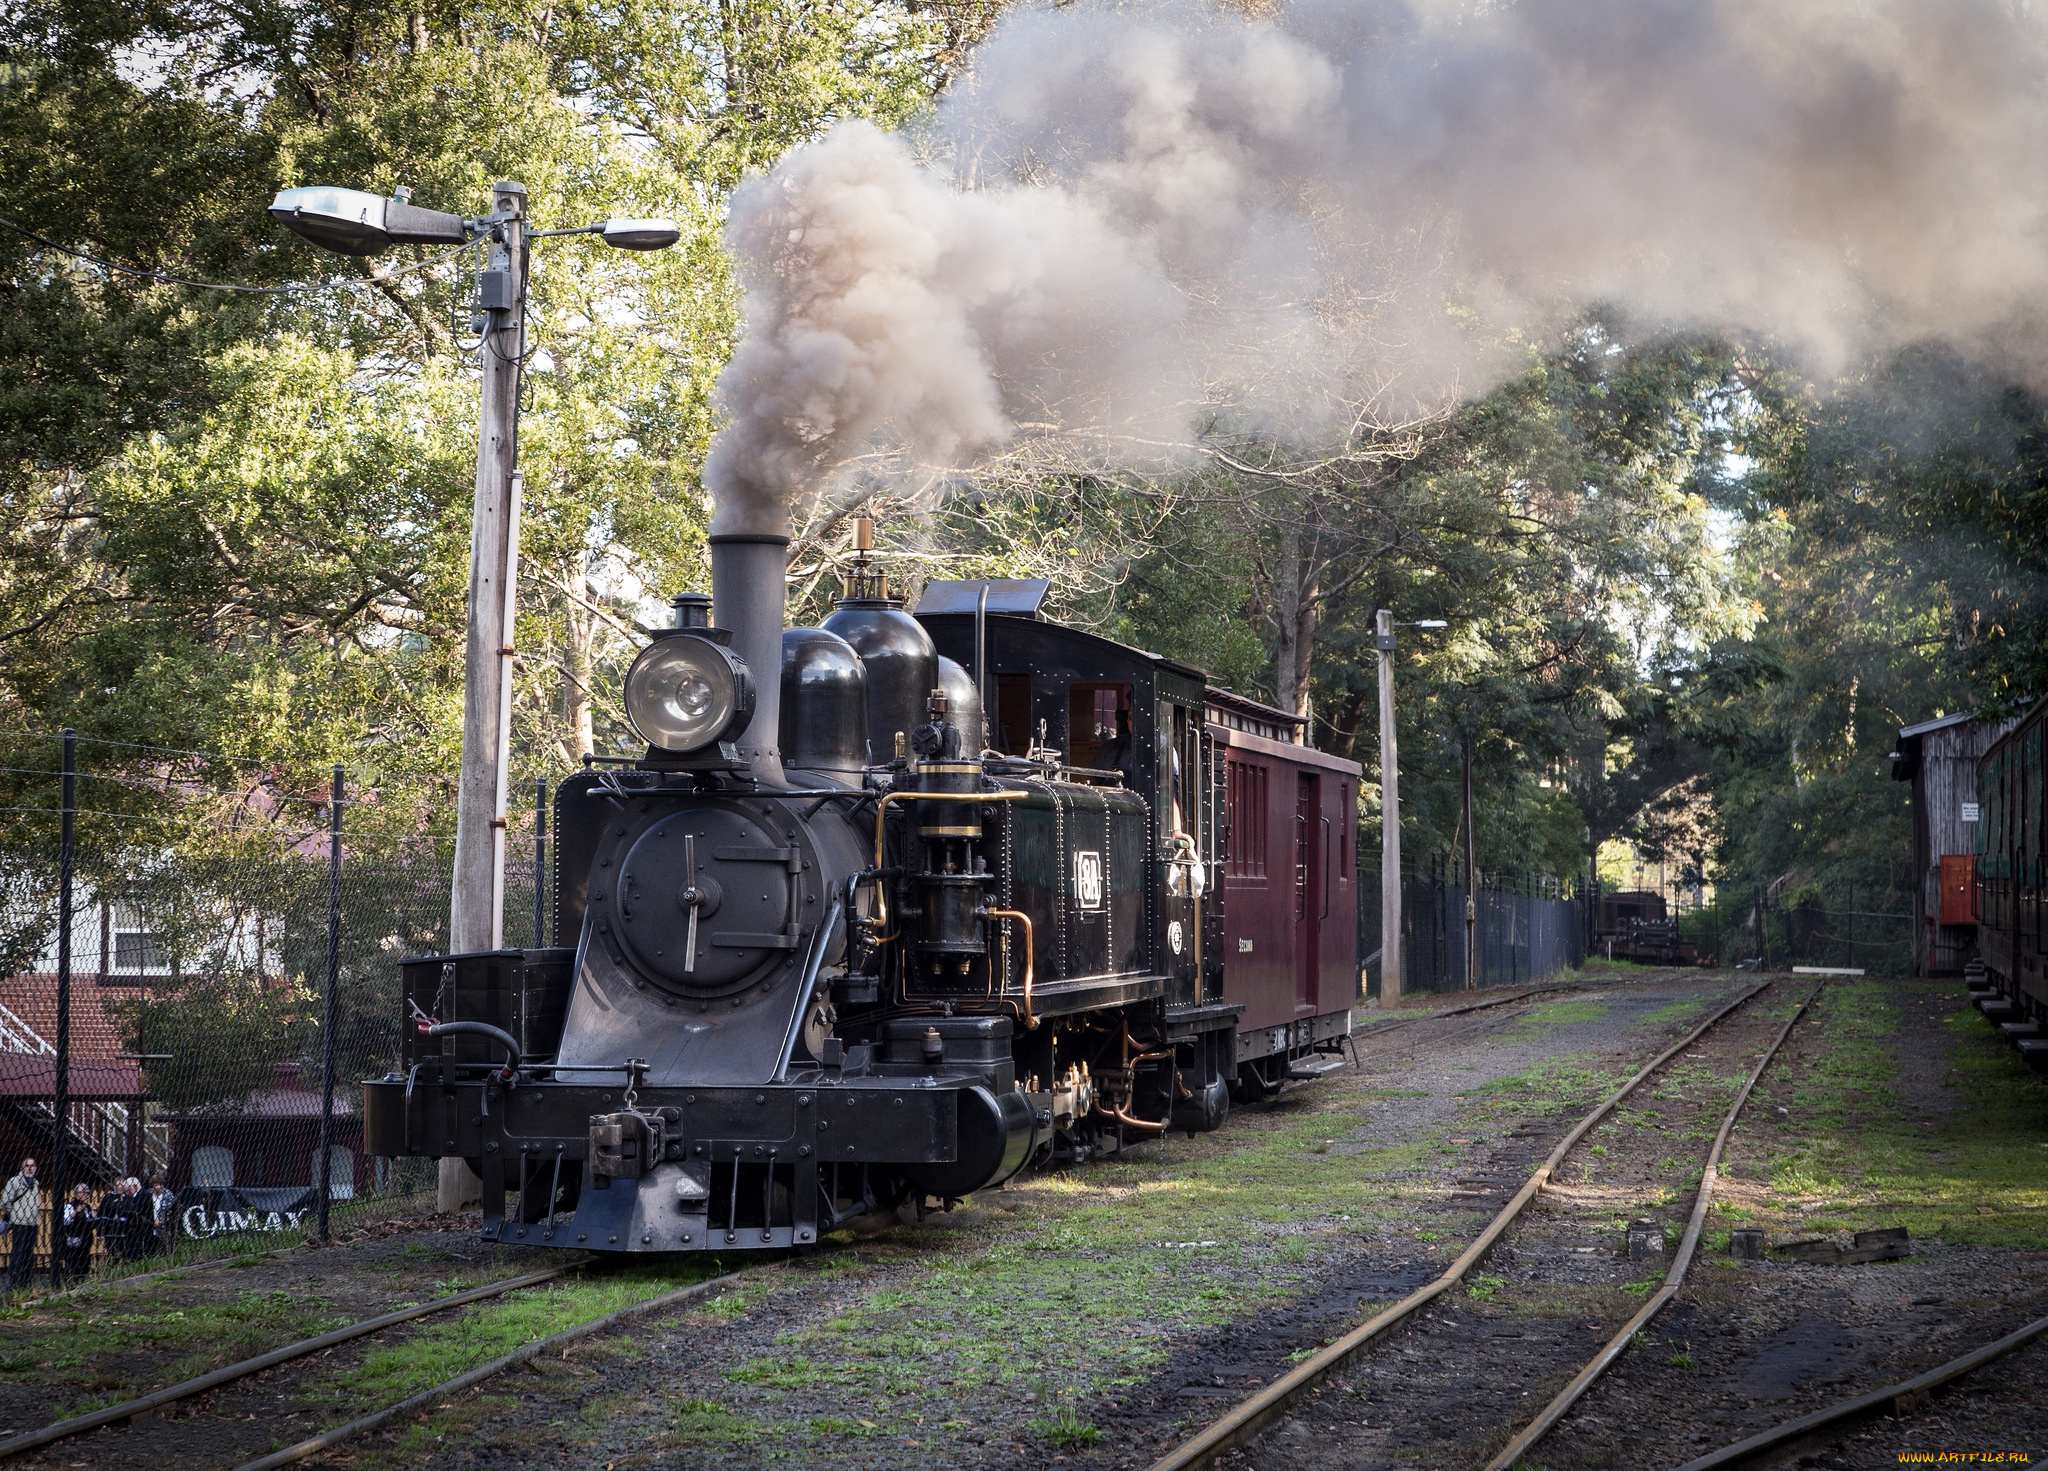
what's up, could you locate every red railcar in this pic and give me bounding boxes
[1969,699,2048,1072]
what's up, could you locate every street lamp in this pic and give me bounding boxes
[271,180,678,1211]
[1372,612,1447,1005]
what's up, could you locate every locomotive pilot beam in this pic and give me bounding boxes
[362,521,1361,1251]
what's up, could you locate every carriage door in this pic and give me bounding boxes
[1295,773,1320,1011]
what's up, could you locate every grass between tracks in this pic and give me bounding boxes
[607,998,1683,1459]
[1717,979,2048,1248]
[0,1279,354,1420]
[0,1252,515,1422]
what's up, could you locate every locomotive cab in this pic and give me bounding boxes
[363,525,1359,1253]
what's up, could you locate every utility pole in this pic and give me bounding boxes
[442,179,526,1212]
[1376,610,1401,1003]
[51,728,74,1285]
[266,180,681,1217]
[1463,739,1478,991]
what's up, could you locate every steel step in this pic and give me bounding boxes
[1286,1054,1347,1080]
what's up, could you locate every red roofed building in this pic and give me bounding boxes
[0,974,149,1184]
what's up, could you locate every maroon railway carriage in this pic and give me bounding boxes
[1968,697,2048,1073]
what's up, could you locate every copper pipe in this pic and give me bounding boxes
[868,790,1027,929]
[984,908,1036,1031]
[1093,1101,1169,1133]
[1101,1014,1172,1129]
[871,789,1028,868]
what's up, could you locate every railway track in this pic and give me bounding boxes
[1674,1302,2048,1469]
[1145,975,1795,1471]
[0,1253,768,1470]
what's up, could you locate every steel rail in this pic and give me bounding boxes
[1671,1304,2048,1471]
[0,1262,583,1459]
[1143,978,1774,1471]
[1352,970,1677,1047]
[1482,983,1824,1470]
[232,1264,771,1471]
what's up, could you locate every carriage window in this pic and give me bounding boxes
[1225,758,1267,880]
[1340,784,1352,877]
[1069,683,1132,772]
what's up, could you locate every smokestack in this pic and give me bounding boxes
[709,534,789,786]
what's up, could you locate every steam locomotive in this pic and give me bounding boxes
[363,525,1360,1252]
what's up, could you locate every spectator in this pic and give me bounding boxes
[0,1158,38,1289]
[146,1175,174,1256]
[119,1178,151,1262]
[98,1178,140,1264]
[59,1184,94,1284]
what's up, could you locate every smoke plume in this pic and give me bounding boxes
[704,0,2048,535]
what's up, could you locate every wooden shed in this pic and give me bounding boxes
[1891,710,2016,975]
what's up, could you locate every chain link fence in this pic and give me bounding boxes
[1664,880,1916,976]
[0,730,553,1286]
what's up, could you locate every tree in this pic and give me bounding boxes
[1,0,980,784]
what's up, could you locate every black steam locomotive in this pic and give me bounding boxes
[363,527,1361,1252]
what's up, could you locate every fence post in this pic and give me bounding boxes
[534,775,548,949]
[50,728,75,1287]
[317,765,343,1243]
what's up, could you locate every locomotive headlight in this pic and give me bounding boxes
[623,634,754,752]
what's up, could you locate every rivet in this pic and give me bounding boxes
[609,1234,619,1244]
[578,1234,588,1242]
[761,1230,773,1242]
[642,1234,653,1244]
[797,1095,812,1107]
[725,1231,737,1243]
[754,1093,766,1105]
[682,1233,693,1243]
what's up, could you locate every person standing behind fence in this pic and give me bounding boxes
[0,1158,38,1289]
[59,1184,94,1284]
[146,1175,174,1256]
[122,1178,152,1261]
[98,1178,138,1263]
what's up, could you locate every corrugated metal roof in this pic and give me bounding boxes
[1898,710,1981,740]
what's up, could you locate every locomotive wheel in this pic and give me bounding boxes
[1231,1059,1275,1105]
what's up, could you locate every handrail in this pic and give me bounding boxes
[0,1001,53,1056]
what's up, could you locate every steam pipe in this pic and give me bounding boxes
[975,585,990,751]
[426,1021,520,1082]
[984,908,1037,1030]
[709,534,789,786]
